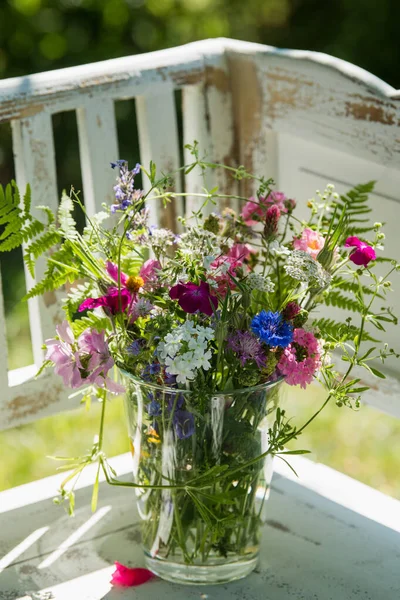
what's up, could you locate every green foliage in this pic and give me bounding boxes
[335,181,375,239]
[322,290,363,313]
[58,192,78,241]
[312,317,378,343]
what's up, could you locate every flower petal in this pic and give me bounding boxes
[110,562,155,587]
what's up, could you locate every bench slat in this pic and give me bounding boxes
[136,86,183,230]
[76,99,119,215]
[11,113,62,367]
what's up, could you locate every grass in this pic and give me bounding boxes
[1,381,400,499]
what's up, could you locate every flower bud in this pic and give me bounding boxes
[264,205,281,240]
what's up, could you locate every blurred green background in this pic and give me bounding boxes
[1,0,400,496]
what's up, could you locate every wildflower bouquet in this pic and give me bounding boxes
[0,143,398,584]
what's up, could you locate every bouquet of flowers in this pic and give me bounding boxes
[0,142,398,583]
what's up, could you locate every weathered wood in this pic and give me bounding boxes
[136,86,183,229]
[11,113,64,366]
[1,453,400,599]
[76,98,119,215]
[0,266,9,400]
[183,66,238,217]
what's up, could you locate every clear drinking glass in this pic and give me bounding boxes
[123,373,282,585]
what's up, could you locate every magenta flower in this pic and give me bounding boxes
[78,262,138,314]
[344,236,376,266]
[169,281,218,316]
[278,328,321,389]
[110,562,155,587]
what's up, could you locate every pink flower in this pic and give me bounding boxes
[45,322,124,394]
[241,191,291,225]
[78,262,139,314]
[78,329,125,394]
[170,281,218,316]
[110,562,155,587]
[278,328,321,389]
[344,236,376,266]
[45,321,83,388]
[210,255,244,296]
[227,243,256,262]
[139,258,161,289]
[293,228,325,260]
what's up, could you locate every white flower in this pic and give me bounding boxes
[246,273,275,293]
[285,250,331,288]
[269,240,291,257]
[195,325,214,341]
[195,349,212,371]
[188,336,208,354]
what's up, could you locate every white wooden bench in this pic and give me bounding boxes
[1,38,400,599]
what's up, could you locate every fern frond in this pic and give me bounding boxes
[24,230,60,277]
[322,290,362,313]
[23,184,31,216]
[72,313,111,337]
[58,192,78,241]
[313,318,379,343]
[37,205,55,225]
[333,278,383,299]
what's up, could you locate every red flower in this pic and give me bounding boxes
[170,281,218,316]
[110,562,155,587]
[344,236,376,267]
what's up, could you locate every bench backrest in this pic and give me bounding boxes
[0,38,399,431]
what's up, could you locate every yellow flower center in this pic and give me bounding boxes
[126,275,144,293]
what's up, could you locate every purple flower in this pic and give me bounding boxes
[147,399,162,417]
[126,340,143,356]
[169,281,218,316]
[173,410,195,439]
[167,392,184,412]
[110,160,142,213]
[227,331,266,367]
[251,310,293,348]
[344,236,376,267]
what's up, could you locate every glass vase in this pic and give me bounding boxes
[122,373,282,585]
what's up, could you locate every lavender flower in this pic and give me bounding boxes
[227,331,266,368]
[110,160,142,213]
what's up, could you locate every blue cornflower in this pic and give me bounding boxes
[251,310,293,348]
[173,410,195,440]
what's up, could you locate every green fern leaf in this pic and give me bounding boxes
[322,290,362,313]
[58,192,78,241]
